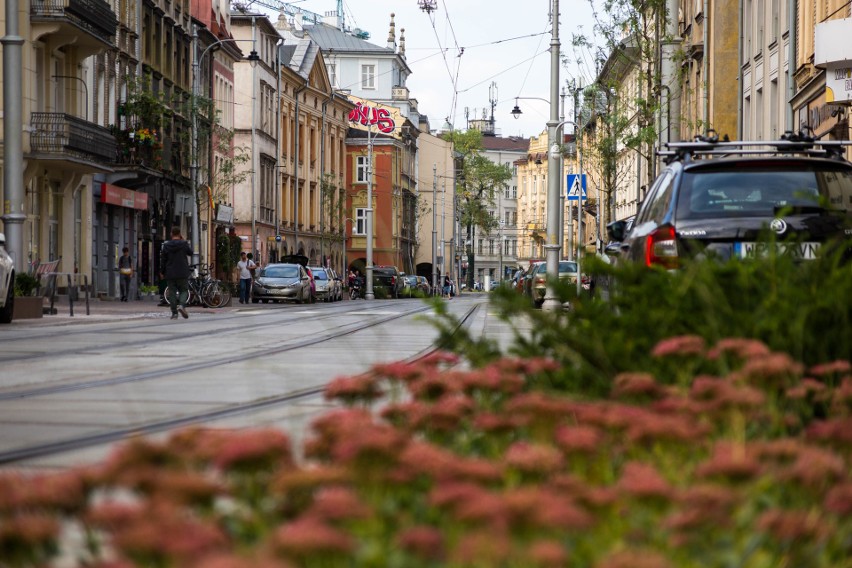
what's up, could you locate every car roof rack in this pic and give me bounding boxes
[657,129,852,164]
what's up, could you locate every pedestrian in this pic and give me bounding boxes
[442,275,452,299]
[237,251,256,304]
[159,227,192,319]
[118,246,133,302]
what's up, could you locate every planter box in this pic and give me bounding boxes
[13,296,44,319]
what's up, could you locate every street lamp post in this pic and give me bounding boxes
[191,28,258,268]
[365,123,375,300]
[542,0,562,312]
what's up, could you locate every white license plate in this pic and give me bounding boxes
[734,242,820,259]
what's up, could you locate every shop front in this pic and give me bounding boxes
[93,183,149,299]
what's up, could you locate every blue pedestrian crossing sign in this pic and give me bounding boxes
[566,174,587,201]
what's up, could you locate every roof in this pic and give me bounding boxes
[480,136,530,152]
[303,23,393,54]
[284,37,320,79]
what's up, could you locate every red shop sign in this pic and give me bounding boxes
[100,183,148,210]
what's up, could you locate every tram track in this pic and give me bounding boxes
[0,303,435,400]
[0,301,368,364]
[0,303,480,466]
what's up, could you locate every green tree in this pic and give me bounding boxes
[443,129,512,289]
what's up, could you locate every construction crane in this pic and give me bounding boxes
[232,0,369,38]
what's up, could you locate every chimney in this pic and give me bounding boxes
[387,12,396,49]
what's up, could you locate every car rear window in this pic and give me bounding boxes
[677,167,852,219]
[312,270,328,280]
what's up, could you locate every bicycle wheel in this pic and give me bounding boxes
[203,281,228,308]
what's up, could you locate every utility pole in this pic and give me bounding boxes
[441,179,446,278]
[542,0,562,311]
[250,16,258,260]
[2,0,25,271]
[431,164,438,295]
[365,124,374,300]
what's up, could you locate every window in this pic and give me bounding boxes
[354,208,367,235]
[478,239,484,254]
[488,239,494,255]
[361,63,376,89]
[328,63,337,88]
[512,185,517,199]
[504,238,510,255]
[356,155,369,182]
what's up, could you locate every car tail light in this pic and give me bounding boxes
[645,225,679,269]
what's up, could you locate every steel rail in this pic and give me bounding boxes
[0,303,480,465]
[0,304,436,401]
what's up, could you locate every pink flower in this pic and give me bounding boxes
[779,446,845,490]
[689,376,766,412]
[612,372,664,399]
[0,513,60,548]
[461,365,525,395]
[473,411,528,433]
[707,338,771,360]
[502,487,592,530]
[416,395,475,432]
[665,483,738,533]
[330,423,406,467]
[305,487,371,521]
[824,483,852,516]
[785,378,828,401]
[618,461,672,501]
[809,360,852,377]
[730,353,804,388]
[396,526,445,560]
[214,428,292,472]
[399,441,502,483]
[408,373,461,400]
[806,418,852,446]
[272,466,350,494]
[272,518,354,557]
[595,549,674,568]
[527,540,569,567]
[324,374,384,404]
[695,443,761,482]
[554,424,603,455]
[371,361,425,384]
[111,505,229,562]
[651,335,706,358]
[504,442,564,476]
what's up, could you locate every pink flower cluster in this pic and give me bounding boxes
[0,341,849,566]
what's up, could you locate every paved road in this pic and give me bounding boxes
[0,293,517,471]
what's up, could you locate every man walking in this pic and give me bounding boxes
[160,226,192,319]
[237,251,256,304]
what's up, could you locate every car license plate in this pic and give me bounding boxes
[734,242,820,259]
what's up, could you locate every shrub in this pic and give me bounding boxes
[13,273,39,296]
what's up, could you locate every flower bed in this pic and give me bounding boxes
[1,344,850,567]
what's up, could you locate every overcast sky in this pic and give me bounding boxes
[265,0,598,140]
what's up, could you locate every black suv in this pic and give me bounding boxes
[371,266,403,298]
[609,132,852,267]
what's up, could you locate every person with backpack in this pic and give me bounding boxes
[160,227,192,319]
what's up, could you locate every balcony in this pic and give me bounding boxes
[31,0,118,48]
[29,112,117,170]
[392,86,409,100]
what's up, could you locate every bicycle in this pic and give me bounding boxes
[164,264,231,308]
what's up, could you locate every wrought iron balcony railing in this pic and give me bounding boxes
[30,112,117,165]
[31,0,118,43]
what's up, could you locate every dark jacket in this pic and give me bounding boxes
[160,239,192,279]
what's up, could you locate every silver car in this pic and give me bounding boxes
[308,267,340,302]
[251,263,311,304]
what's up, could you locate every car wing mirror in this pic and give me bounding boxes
[607,220,626,242]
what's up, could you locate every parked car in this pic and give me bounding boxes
[309,267,340,302]
[0,233,15,323]
[401,274,430,297]
[525,260,586,307]
[616,133,852,268]
[371,265,403,298]
[416,276,432,296]
[251,263,312,304]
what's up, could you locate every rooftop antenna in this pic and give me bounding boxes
[488,81,498,126]
[418,0,438,13]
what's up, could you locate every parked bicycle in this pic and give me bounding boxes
[164,264,231,308]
